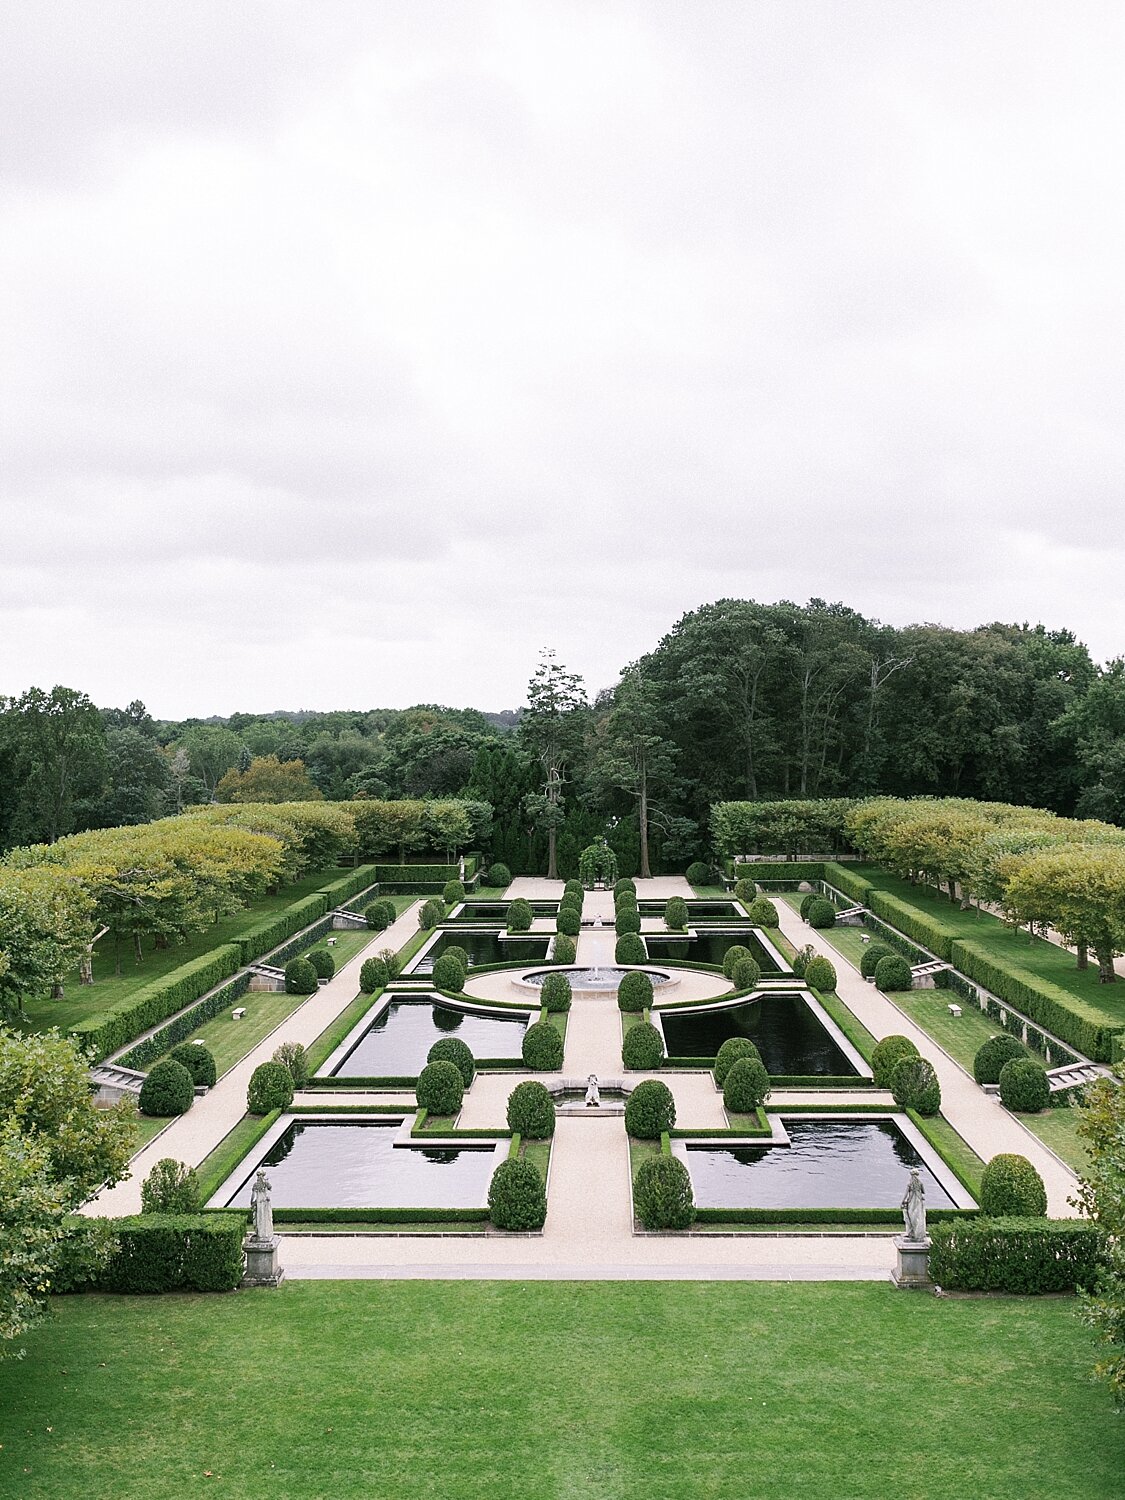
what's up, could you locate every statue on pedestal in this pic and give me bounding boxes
[585,1074,600,1108]
[901,1168,927,1243]
[251,1170,274,1242]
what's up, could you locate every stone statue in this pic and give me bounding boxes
[901,1168,927,1243]
[251,1170,274,1242]
[585,1074,600,1108]
[458,856,465,880]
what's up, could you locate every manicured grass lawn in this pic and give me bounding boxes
[1024,1107,1092,1176]
[4,1283,1122,1499]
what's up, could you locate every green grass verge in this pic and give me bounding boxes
[6,1284,1123,1499]
[906,1109,986,1198]
[814,990,879,1061]
[194,1109,282,1203]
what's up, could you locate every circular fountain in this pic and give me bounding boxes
[513,965,677,997]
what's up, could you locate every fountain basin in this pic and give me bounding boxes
[513,966,677,998]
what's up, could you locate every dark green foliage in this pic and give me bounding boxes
[803,955,837,993]
[664,897,688,931]
[427,1037,475,1087]
[417,1059,465,1115]
[488,1158,547,1230]
[860,941,894,978]
[734,877,758,904]
[721,944,752,981]
[633,1155,695,1229]
[539,972,572,1012]
[272,1040,310,1089]
[867,891,958,962]
[552,934,577,964]
[616,934,646,965]
[140,1158,202,1215]
[871,1034,919,1088]
[522,1020,564,1071]
[234,894,331,965]
[625,1079,676,1138]
[418,898,445,930]
[116,970,253,1072]
[563,880,583,899]
[486,862,512,888]
[558,895,583,919]
[929,1218,1105,1293]
[746,896,779,927]
[999,1058,1050,1112]
[69,943,243,1062]
[615,878,638,896]
[507,898,534,933]
[169,1041,216,1088]
[307,947,336,979]
[615,890,638,912]
[730,956,762,992]
[247,1060,295,1114]
[365,898,397,931]
[874,954,913,992]
[506,1080,555,1139]
[799,892,818,921]
[980,1154,1048,1217]
[138,1059,195,1117]
[622,1021,664,1070]
[617,971,654,1012]
[71,1214,247,1293]
[616,908,641,936]
[442,879,466,905]
[284,957,319,995]
[714,1037,762,1087]
[973,1033,1028,1085]
[723,1057,771,1112]
[890,1056,941,1115]
[441,944,469,972]
[556,906,580,937]
[359,956,387,993]
[431,952,467,993]
[790,944,815,979]
[685,861,711,885]
[806,897,837,929]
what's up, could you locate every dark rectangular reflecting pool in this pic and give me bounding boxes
[659,992,857,1074]
[645,931,782,972]
[638,901,743,920]
[223,1119,496,1209]
[331,997,529,1076]
[686,1119,956,1210]
[420,930,550,969]
[449,902,558,923]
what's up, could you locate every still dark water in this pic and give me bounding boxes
[659,993,857,1074]
[450,902,558,923]
[645,931,782,972]
[686,1119,956,1210]
[638,901,743,920]
[224,1119,496,1210]
[331,998,528,1076]
[421,930,550,969]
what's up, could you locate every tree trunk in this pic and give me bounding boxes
[547,825,558,881]
[638,774,651,880]
[133,931,143,963]
[1076,941,1088,971]
[1094,944,1118,983]
[51,981,64,999]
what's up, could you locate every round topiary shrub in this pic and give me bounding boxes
[617,970,654,1012]
[284,957,319,995]
[721,944,753,981]
[734,877,758,904]
[487,862,511,889]
[442,879,466,905]
[559,892,584,915]
[799,892,817,921]
[871,1034,919,1089]
[890,1056,941,1115]
[419,898,445,930]
[685,861,711,886]
[633,1155,695,1230]
[556,906,581,938]
[307,947,335,980]
[564,879,583,899]
[615,890,638,912]
[359,956,388,993]
[803,955,837,993]
[553,934,577,964]
[746,896,779,927]
[615,878,637,897]
[139,1059,195,1117]
[506,1080,556,1139]
[615,909,641,937]
[432,952,467,993]
[998,1057,1050,1113]
[622,1021,664,1070]
[806,897,837,929]
[378,948,402,980]
[791,944,815,978]
[539,972,572,1012]
[507,898,534,933]
[664,896,689,931]
[624,1079,676,1138]
[273,1040,310,1089]
[427,1036,475,1087]
[979,1153,1048,1217]
[365,898,397,931]
[723,1057,771,1113]
[522,1020,564,1071]
[973,1033,1028,1086]
[488,1158,547,1230]
[859,941,894,979]
[616,934,646,965]
[730,956,762,992]
[714,1036,762,1088]
[874,954,913,992]
[416,1059,464,1115]
[247,1060,295,1115]
[169,1041,216,1088]
[141,1158,202,1214]
[440,943,469,970]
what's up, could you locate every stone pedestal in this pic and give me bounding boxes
[892,1234,933,1289]
[242,1234,283,1288]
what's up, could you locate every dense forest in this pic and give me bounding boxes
[2,598,1123,876]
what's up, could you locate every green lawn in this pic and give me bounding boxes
[3,1283,1121,1499]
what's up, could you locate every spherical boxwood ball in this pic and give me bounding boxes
[427,1036,475,1087]
[685,861,711,886]
[365,898,397,931]
[799,893,817,921]
[506,1080,556,1139]
[979,1153,1048,1217]
[442,879,466,905]
[615,878,638,897]
[418,898,446,930]
[616,934,646,965]
[664,897,689,931]
[633,1154,696,1230]
[307,947,335,980]
[284,957,319,995]
[169,1041,216,1088]
[713,1037,762,1088]
[622,1021,664,1070]
[723,1057,771,1114]
[874,954,913,992]
[998,1057,1050,1113]
[871,1034,919,1089]
[141,1157,202,1214]
[556,906,581,938]
[721,944,753,981]
[734,877,758,904]
[803,955,837,993]
[139,1059,195,1117]
[890,1056,941,1116]
[973,1033,1027,1086]
[416,1059,465,1115]
[522,1020,564,1071]
[859,941,894,979]
[507,898,534,933]
[806,897,837,929]
[539,972,572,1012]
[553,934,577,965]
[730,956,762,993]
[488,1158,547,1231]
[441,943,469,971]
[624,1078,676,1139]
[746,896,779,927]
[617,970,654,1013]
[564,880,584,899]
[431,952,467,993]
[487,862,511,889]
[615,890,639,913]
[615,909,641,937]
[246,1060,295,1115]
[359,956,388,994]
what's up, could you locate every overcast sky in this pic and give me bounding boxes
[2,2,1123,719]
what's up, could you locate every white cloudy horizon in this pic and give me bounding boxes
[2,1,1124,719]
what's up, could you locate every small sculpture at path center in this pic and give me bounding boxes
[585,1074,601,1108]
[901,1167,927,1243]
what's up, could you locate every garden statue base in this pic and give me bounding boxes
[891,1235,933,1290]
[242,1234,284,1289]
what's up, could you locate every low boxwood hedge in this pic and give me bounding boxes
[69,943,243,1062]
[59,1214,246,1294]
[928,1218,1105,1293]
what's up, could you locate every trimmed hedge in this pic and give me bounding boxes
[890,1055,941,1115]
[664,897,689,931]
[169,1042,216,1088]
[733,861,824,884]
[998,1057,1050,1113]
[552,934,577,965]
[806,898,837,929]
[70,943,243,1062]
[138,1059,195,1117]
[539,972,572,1013]
[973,1033,1027,1085]
[929,1218,1105,1293]
[622,1021,664,1070]
[745,896,779,927]
[234,893,331,965]
[116,970,252,1071]
[507,898,534,933]
[431,952,467,993]
[723,1056,771,1112]
[871,1034,919,1089]
[867,890,957,962]
[247,1060,295,1114]
[427,1037,475,1087]
[488,1158,547,1231]
[859,941,894,979]
[65,1214,246,1294]
[874,953,913,992]
[625,1079,676,1138]
[506,1080,555,1139]
[556,906,581,938]
[633,1155,695,1230]
[416,1059,465,1114]
[617,971,654,1013]
[804,955,837,993]
[317,867,379,906]
[822,863,876,906]
[374,863,464,885]
[284,957,319,995]
[522,1020,564,1071]
[616,934,646,965]
[714,1037,762,1087]
[979,1154,1047,1217]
